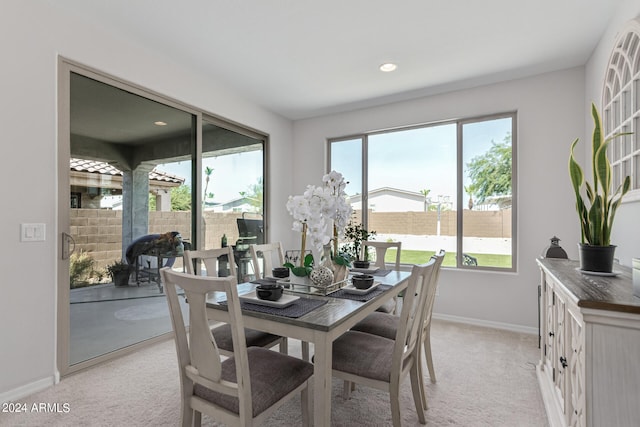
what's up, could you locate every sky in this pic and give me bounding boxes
[156,150,263,203]
[331,117,512,210]
[153,117,511,209]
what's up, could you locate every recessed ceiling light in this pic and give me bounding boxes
[154,121,167,126]
[379,63,397,72]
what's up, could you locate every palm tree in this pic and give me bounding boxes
[420,188,431,212]
[203,166,214,205]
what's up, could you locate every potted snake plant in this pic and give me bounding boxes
[569,102,631,273]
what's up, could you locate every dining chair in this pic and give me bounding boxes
[349,250,445,409]
[184,248,288,356]
[184,247,237,277]
[331,259,437,426]
[363,240,402,270]
[362,240,402,314]
[248,242,312,361]
[160,268,313,427]
[249,242,285,280]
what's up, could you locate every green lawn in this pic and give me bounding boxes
[385,249,512,268]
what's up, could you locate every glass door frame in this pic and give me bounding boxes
[57,57,269,376]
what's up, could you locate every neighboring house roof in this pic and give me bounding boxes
[205,196,259,212]
[347,187,425,203]
[70,158,185,185]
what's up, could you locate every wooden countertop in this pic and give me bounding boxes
[537,258,640,314]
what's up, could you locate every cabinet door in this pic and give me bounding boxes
[568,309,585,427]
[544,280,556,375]
[553,291,567,413]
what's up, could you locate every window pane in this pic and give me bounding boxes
[367,124,457,266]
[201,121,264,281]
[330,138,363,224]
[462,117,513,269]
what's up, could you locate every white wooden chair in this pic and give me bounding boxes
[331,259,437,426]
[249,242,285,280]
[183,248,288,356]
[160,268,313,427]
[362,240,402,313]
[363,240,402,270]
[184,247,237,277]
[350,250,445,408]
[249,242,312,361]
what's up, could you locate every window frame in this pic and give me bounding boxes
[328,111,517,272]
[602,18,640,203]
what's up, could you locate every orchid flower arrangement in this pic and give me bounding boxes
[285,171,353,272]
[322,171,353,263]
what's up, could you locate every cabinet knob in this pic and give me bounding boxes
[560,356,567,368]
[549,331,554,337]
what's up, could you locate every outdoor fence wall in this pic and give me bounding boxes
[70,208,511,272]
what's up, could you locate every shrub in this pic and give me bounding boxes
[70,250,96,288]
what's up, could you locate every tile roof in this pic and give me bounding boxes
[70,158,184,184]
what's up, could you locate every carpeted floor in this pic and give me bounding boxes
[0,319,548,426]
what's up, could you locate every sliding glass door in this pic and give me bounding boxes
[58,61,267,375]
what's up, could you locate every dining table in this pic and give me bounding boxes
[206,269,411,427]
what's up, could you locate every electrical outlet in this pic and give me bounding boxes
[21,223,46,242]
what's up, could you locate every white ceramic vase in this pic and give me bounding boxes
[290,274,311,286]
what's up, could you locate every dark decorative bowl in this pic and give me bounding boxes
[256,284,284,301]
[353,260,370,269]
[351,274,374,289]
[272,267,290,278]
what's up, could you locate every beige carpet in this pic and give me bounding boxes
[0,319,548,426]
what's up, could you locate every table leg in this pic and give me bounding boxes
[312,335,332,427]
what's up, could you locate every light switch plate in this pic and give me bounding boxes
[21,223,46,242]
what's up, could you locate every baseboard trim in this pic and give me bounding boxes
[432,313,538,335]
[0,376,55,404]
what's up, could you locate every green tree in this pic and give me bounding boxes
[239,177,263,213]
[149,185,192,211]
[466,134,512,205]
[170,185,192,211]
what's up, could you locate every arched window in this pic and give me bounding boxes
[602,18,640,199]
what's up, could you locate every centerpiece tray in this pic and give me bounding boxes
[239,291,299,308]
[276,278,349,296]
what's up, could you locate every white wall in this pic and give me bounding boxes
[293,68,586,331]
[585,1,640,267]
[0,1,293,399]
[5,0,638,404]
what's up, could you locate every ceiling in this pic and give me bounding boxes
[52,0,623,120]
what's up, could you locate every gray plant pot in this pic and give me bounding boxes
[578,243,616,273]
[112,269,131,287]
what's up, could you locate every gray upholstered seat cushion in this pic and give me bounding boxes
[350,311,398,340]
[212,324,281,352]
[332,330,394,382]
[375,298,397,313]
[194,347,313,417]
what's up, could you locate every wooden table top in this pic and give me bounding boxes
[537,258,640,314]
[207,270,411,332]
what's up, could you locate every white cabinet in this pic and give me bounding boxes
[537,259,640,427]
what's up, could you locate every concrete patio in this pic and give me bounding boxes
[69,279,188,365]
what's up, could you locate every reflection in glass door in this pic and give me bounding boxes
[67,72,195,366]
[200,118,265,282]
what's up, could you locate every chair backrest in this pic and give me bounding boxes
[249,242,285,279]
[391,258,437,373]
[363,241,402,270]
[183,247,237,278]
[160,268,253,421]
[423,249,445,327]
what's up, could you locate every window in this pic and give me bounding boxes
[603,18,640,198]
[329,113,516,271]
